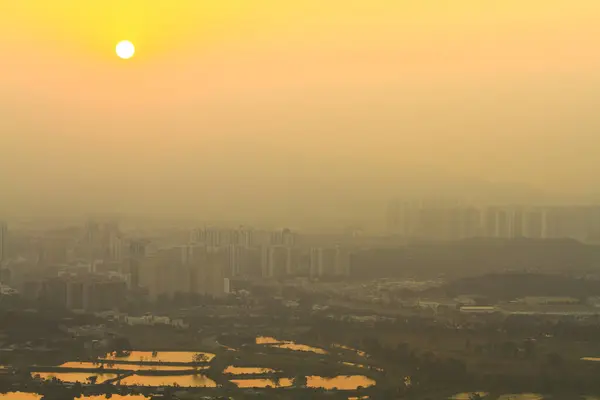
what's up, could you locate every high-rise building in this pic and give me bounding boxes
[230,226,254,247]
[130,240,147,258]
[191,227,223,247]
[138,252,175,300]
[40,278,68,308]
[270,228,296,247]
[509,208,524,238]
[139,245,230,300]
[203,247,228,297]
[390,200,600,242]
[188,246,228,297]
[522,207,544,239]
[481,205,598,240]
[483,207,498,237]
[256,228,298,278]
[36,236,69,267]
[191,226,254,248]
[388,200,421,237]
[227,244,256,277]
[483,206,520,238]
[41,275,127,312]
[83,219,120,261]
[108,232,124,262]
[189,229,200,244]
[388,199,482,240]
[261,245,294,277]
[128,239,148,289]
[309,246,350,278]
[454,206,483,239]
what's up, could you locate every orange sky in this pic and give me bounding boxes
[2,1,600,224]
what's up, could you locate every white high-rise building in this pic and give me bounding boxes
[261,245,294,277]
[191,227,223,247]
[191,226,254,248]
[482,206,524,238]
[522,207,545,238]
[388,199,483,240]
[231,226,254,247]
[108,232,124,262]
[139,245,229,300]
[270,229,296,247]
[309,246,350,278]
[227,244,252,277]
[387,200,421,236]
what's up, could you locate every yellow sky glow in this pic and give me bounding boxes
[2,1,600,219]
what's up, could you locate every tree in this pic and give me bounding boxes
[111,336,132,357]
[72,381,83,396]
[192,353,208,363]
[272,376,281,387]
[293,375,308,388]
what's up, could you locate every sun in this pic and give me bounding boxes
[116,40,135,60]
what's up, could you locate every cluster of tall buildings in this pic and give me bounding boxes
[84,220,124,262]
[39,272,127,311]
[309,246,351,277]
[0,219,355,308]
[127,225,352,301]
[0,219,145,308]
[135,242,230,300]
[187,226,350,279]
[387,199,600,242]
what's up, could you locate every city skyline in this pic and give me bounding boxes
[3,2,600,398]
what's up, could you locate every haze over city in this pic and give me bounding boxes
[5,2,600,400]
[2,1,600,227]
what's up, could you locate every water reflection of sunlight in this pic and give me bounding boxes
[231,378,293,388]
[274,342,328,354]
[333,344,369,357]
[0,393,41,400]
[223,366,278,374]
[255,336,283,344]
[59,361,193,371]
[255,336,327,354]
[342,361,383,372]
[82,396,151,400]
[103,350,215,363]
[33,372,117,383]
[497,394,543,400]
[307,375,376,390]
[119,374,217,387]
[450,392,488,400]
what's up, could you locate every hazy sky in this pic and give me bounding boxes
[2,1,600,225]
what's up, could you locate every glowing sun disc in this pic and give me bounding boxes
[116,40,135,59]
